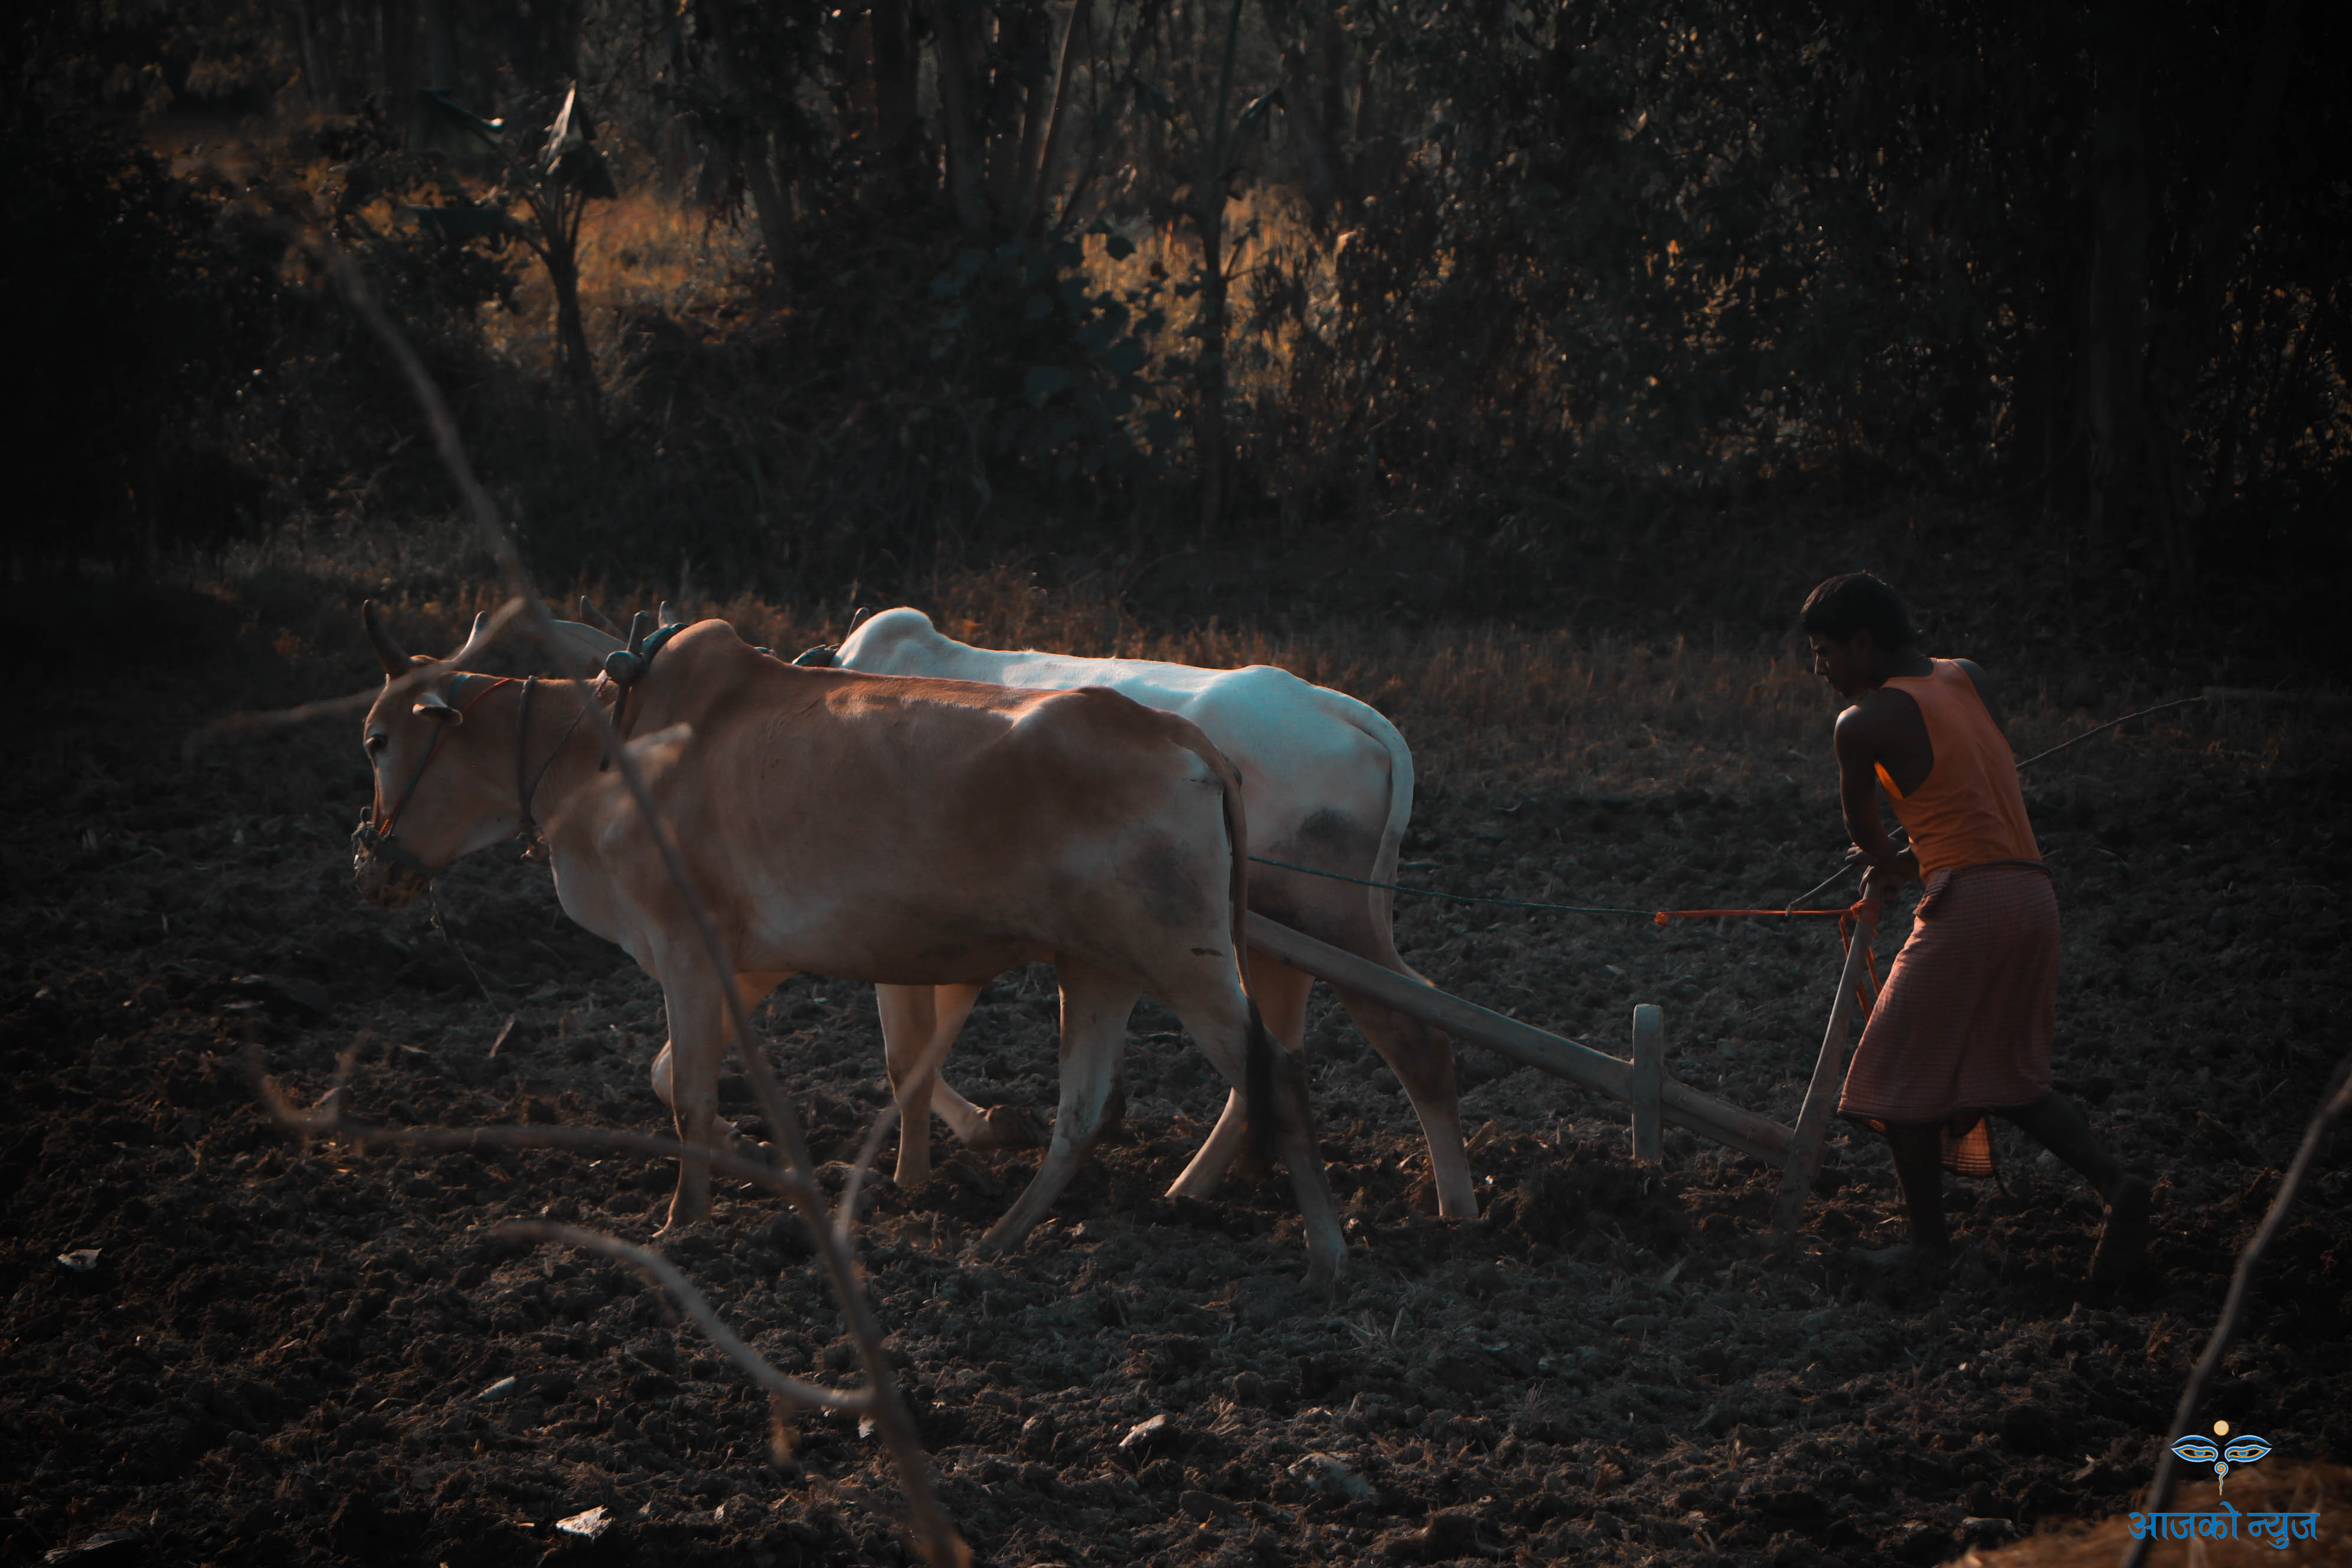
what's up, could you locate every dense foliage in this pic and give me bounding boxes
[8,0,2346,645]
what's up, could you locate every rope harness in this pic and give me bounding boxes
[354,674,516,878]
[356,670,596,880]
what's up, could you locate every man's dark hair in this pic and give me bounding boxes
[1801,572,1916,648]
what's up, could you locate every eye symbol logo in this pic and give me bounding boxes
[2170,1423,2270,1494]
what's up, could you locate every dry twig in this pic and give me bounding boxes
[237,240,970,1566]
[182,596,534,757]
[498,1222,867,1412]
[2119,1052,2352,1568]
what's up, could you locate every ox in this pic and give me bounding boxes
[349,606,1347,1289]
[816,607,1476,1219]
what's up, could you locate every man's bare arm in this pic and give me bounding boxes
[1834,703,1919,888]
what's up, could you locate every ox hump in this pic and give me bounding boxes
[836,607,963,673]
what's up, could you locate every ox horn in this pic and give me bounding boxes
[362,600,412,677]
[656,599,684,629]
[446,610,496,668]
[579,596,624,636]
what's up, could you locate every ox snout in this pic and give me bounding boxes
[351,819,433,910]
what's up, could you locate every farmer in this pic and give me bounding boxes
[1802,571,2152,1283]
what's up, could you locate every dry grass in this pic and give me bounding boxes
[304,560,2342,803]
[488,190,762,376]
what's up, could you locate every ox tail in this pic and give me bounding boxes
[1164,717,1280,1175]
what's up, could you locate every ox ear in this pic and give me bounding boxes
[363,600,413,677]
[413,694,464,726]
[540,615,623,675]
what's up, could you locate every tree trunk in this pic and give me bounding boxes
[1194,191,1227,538]
[2081,0,2147,555]
[740,136,797,269]
[870,0,925,195]
[295,0,335,109]
[419,0,455,89]
[377,0,421,108]
[538,194,602,433]
[928,0,990,231]
[702,4,796,271]
[1014,0,1089,232]
[1280,47,1340,220]
[2145,0,2302,584]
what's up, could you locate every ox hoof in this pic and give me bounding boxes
[967,1105,1046,1149]
[658,1200,712,1237]
[1302,1256,1344,1304]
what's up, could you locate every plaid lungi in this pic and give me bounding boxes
[1837,860,2056,1175]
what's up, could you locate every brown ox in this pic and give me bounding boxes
[349,608,1346,1288]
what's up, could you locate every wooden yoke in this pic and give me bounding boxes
[1770,906,1880,1239]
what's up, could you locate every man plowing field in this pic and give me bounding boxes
[1802,572,2154,1284]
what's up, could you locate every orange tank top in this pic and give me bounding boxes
[1873,659,2040,878]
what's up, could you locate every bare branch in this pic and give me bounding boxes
[499,1221,871,1413]
[2013,694,2208,771]
[183,596,531,757]
[2119,1052,2352,1568]
[324,241,969,1568]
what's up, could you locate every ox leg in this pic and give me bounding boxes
[878,984,1012,1188]
[1337,926,1476,1217]
[1166,959,1312,1198]
[656,982,725,1233]
[876,984,939,1187]
[1269,1035,1348,1298]
[976,960,1136,1256]
[913,984,1043,1149]
[1159,967,1346,1296]
[649,970,786,1233]
[1340,992,1475,1217]
[654,974,786,1122]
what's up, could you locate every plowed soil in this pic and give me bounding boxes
[6,632,2348,1568]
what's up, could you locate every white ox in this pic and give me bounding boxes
[824,607,1476,1219]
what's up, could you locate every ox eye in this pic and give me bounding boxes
[365,734,388,756]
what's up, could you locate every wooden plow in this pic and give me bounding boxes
[1246,908,1879,1237]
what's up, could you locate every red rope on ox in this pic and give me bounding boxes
[376,675,515,838]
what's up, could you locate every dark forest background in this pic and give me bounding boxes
[5,0,2346,674]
